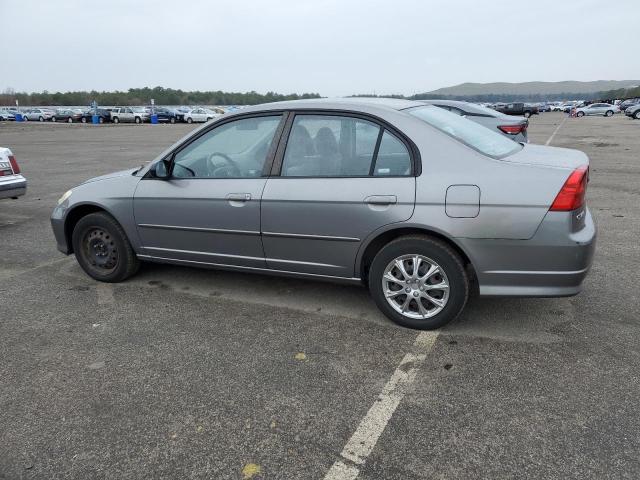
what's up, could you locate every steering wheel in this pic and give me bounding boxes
[206,152,241,177]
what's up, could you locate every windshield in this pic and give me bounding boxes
[407,106,522,158]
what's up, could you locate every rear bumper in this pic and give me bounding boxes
[0,175,27,199]
[459,208,596,297]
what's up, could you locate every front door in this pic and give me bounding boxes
[261,113,416,278]
[134,114,284,268]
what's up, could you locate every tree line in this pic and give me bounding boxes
[2,84,638,107]
[0,86,321,107]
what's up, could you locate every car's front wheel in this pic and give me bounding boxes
[135,117,142,124]
[72,212,140,283]
[577,111,585,117]
[113,117,119,124]
[634,111,640,120]
[368,236,468,330]
[186,117,193,124]
[170,117,176,124]
[39,116,44,122]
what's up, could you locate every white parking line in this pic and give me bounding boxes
[545,116,568,146]
[323,331,439,479]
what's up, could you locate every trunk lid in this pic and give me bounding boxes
[503,143,589,170]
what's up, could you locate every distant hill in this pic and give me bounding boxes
[421,80,640,97]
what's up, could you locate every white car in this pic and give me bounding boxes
[0,147,27,199]
[22,108,55,121]
[183,108,221,124]
[575,103,618,117]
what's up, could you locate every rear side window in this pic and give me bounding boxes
[281,115,412,177]
[374,131,411,176]
[407,105,522,158]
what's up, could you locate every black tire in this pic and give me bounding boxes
[605,110,613,117]
[67,117,73,123]
[71,212,140,283]
[81,116,87,123]
[186,117,193,124]
[634,111,640,120]
[23,116,28,121]
[523,111,531,118]
[135,116,141,124]
[113,117,119,124]
[99,117,104,124]
[39,116,44,122]
[170,117,176,124]
[577,111,584,117]
[51,117,57,122]
[368,235,469,330]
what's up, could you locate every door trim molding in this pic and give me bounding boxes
[138,223,260,236]
[262,231,360,242]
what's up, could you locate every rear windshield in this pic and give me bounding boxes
[407,105,522,158]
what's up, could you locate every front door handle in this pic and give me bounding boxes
[365,195,397,205]
[227,193,251,202]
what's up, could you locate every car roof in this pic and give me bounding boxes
[241,97,425,114]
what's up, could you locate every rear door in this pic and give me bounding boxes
[134,113,285,268]
[260,112,416,278]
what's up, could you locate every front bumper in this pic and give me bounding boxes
[51,205,70,254]
[0,175,27,199]
[460,208,596,297]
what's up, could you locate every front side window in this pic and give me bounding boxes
[407,105,522,158]
[281,115,411,177]
[172,115,282,178]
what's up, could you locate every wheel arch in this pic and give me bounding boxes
[357,224,477,284]
[63,203,116,254]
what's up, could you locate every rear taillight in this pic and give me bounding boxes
[550,165,589,211]
[8,155,21,174]
[498,124,526,135]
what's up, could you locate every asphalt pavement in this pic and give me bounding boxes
[0,113,639,479]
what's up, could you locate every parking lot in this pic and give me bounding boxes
[1,113,639,479]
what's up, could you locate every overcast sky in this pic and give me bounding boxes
[1,0,638,96]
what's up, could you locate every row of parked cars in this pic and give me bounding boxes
[0,106,226,124]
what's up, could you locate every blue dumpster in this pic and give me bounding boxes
[150,114,158,124]
[92,115,100,124]
[15,113,23,122]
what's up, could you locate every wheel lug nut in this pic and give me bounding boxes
[405,287,411,293]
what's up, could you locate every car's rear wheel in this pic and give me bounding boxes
[51,117,57,122]
[605,110,613,117]
[113,117,119,124]
[170,117,176,124]
[81,116,87,123]
[67,117,73,123]
[39,116,44,122]
[524,111,531,118]
[187,117,193,124]
[135,116,141,124]
[72,212,140,283]
[368,235,468,330]
[99,117,104,123]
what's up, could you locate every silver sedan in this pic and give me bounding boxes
[575,103,618,117]
[419,99,529,142]
[51,98,596,329]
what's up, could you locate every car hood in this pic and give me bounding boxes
[503,144,588,170]
[81,168,139,185]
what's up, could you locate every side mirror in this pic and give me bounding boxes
[154,159,171,179]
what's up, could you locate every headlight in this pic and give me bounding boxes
[57,189,72,205]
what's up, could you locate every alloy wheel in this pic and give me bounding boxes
[382,254,450,319]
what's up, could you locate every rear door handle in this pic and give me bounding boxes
[365,195,397,205]
[227,193,251,202]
